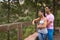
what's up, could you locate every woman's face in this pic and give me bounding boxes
[38,11,43,17]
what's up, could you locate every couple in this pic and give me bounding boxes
[32,6,54,40]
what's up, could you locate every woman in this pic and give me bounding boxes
[32,11,48,40]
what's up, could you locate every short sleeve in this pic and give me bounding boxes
[49,16,54,22]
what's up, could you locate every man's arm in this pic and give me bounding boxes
[47,20,52,25]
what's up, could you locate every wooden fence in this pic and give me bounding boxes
[0,22,32,40]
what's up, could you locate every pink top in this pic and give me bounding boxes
[46,13,54,29]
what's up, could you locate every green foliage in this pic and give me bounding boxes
[0,0,36,24]
[0,29,18,40]
[55,10,60,27]
[46,0,53,6]
[0,25,35,40]
[0,32,7,40]
[23,25,35,39]
[10,29,18,40]
[0,0,60,40]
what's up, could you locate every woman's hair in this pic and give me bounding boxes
[40,10,46,17]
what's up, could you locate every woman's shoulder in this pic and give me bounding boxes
[44,17,47,21]
[44,17,47,19]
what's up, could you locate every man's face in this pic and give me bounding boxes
[45,7,50,13]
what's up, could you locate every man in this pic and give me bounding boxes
[45,6,54,40]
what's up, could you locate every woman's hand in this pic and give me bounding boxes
[32,21,35,25]
[32,18,39,25]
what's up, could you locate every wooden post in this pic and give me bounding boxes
[17,23,23,40]
[7,0,10,23]
[7,25,10,40]
[7,0,10,39]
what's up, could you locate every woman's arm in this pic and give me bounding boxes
[37,18,47,28]
[32,18,39,25]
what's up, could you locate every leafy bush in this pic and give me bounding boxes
[0,32,7,40]
[23,25,35,39]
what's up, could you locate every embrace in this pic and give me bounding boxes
[32,6,54,40]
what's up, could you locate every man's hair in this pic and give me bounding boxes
[46,5,52,9]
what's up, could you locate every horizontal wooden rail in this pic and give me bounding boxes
[0,21,32,40]
[24,32,38,40]
[0,21,31,32]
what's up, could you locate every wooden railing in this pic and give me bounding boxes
[0,21,32,40]
[0,21,60,40]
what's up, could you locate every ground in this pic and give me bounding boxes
[24,32,60,40]
[54,32,60,40]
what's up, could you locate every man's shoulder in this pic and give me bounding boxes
[50,14,54,18]
[50,14,54,20]
[50,14,54,16]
